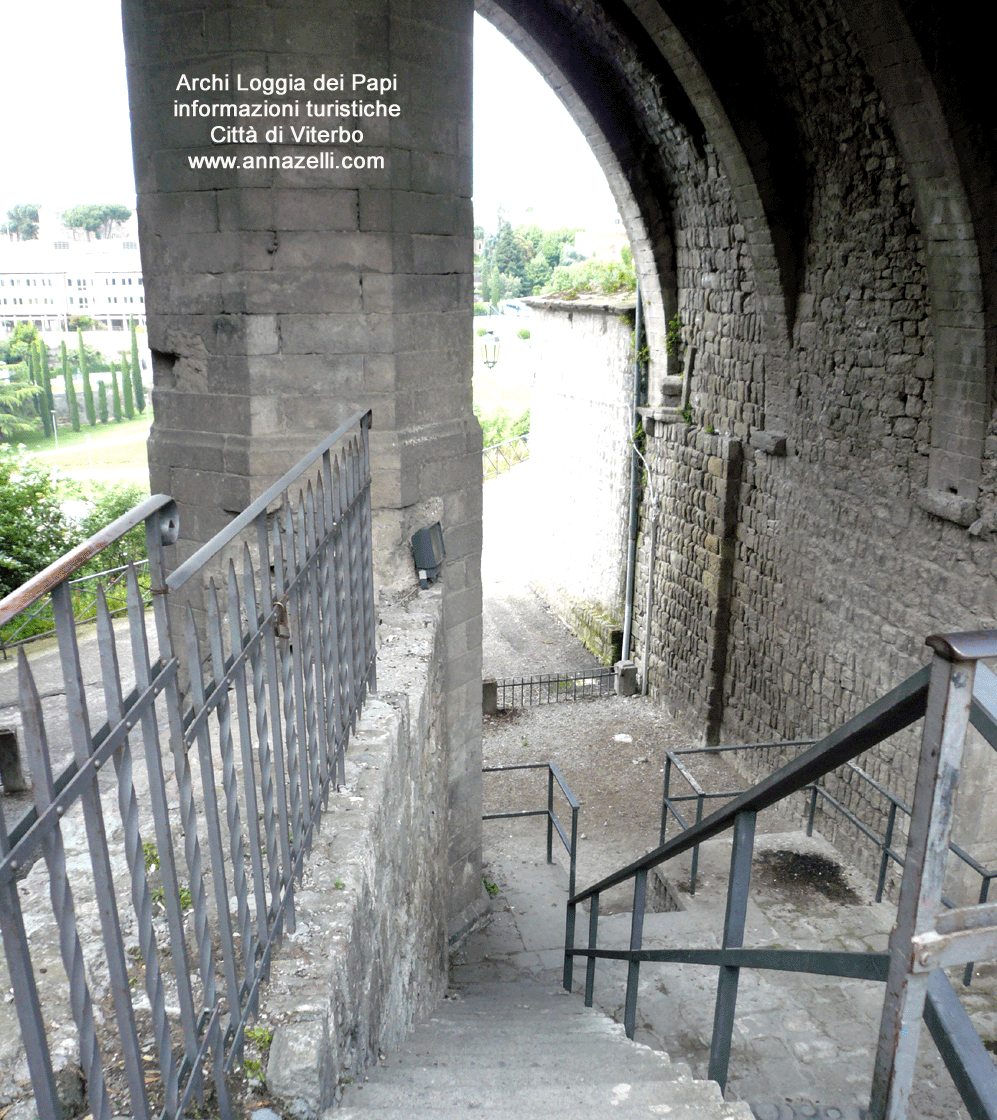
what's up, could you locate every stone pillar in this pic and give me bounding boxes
[122,0,483,936]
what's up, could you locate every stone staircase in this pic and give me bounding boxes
[332,978,753,1120]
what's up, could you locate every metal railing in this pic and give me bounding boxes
[0,560,151,656]
[0,410,376,1120]
[494,668,616,708]
[483,761,579,899]
[482,434,529,479]
[564,633,997,1120]
[660,731,997,976]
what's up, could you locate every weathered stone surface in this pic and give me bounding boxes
[263,591,474,1118]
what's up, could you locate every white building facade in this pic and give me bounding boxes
[0,207,146,333]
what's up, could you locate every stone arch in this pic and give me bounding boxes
[837,0,991,509]
[475,0,676,392]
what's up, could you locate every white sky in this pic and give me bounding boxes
[1,4,618,235]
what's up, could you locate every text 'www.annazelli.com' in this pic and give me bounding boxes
[187,152,385,170]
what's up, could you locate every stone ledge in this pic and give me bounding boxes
[916,487,977,527]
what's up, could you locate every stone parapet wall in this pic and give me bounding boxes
[264,590,481,1117]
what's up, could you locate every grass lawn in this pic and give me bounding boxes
[20,413,152,461]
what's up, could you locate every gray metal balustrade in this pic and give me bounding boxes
[0,410,376,1120]
[566,634,997,1119]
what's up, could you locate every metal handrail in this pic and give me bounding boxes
[482,433,529,479]
[167,409,370,591]
[484,761,579,898]
[570,663,931,906]
[1,560,152,655]
[0,495,176,627]
[564,633,997,1119]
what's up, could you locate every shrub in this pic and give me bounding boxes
[473,302,490,316]
[517,328,531,340]
[475,406,530,448]
[0,448,74,598]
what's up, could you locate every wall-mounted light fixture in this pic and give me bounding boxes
[481,330,500,369]
[412,522,445,589]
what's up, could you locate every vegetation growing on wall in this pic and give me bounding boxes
[542,247,636,298]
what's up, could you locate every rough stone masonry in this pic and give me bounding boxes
[120,0,995,956]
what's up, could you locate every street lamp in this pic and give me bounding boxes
[481,330,500,369]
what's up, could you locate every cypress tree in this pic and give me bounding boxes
[61,340,80,433]
[38,339,55,420]
[30,345,51,438]
[110,361,123,422]
[129,317,145,413]
[78,329,96,427]
[98,381,109,423]
[121,352,134,419]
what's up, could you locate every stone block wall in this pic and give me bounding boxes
[123,0,483,936]
[524,296,635,656]
[263,591,479,1117]
[633,425,741,744]
[625,0,997,888]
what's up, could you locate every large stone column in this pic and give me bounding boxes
[122,0,483,936]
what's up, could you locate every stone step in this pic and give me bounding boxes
[369,1051,688,1084]
[330,978,753,1120]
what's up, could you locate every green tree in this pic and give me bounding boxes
[61,340,80,433]
[121,353,135,419]
[98,381,109,423]
[1,322,40,366]
[110,362,123,422]
[3,204,40,241]
[0,448,73,596]
[61,203,132,241]
[30,344,51,438]
[76,483,148,573]
[0,368,42,442]
[37,340,55,419]
[129,318,145,412]
[492,219,527,287]
[78,330,96,427]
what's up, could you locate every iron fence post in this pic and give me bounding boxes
[869,645,978,1120]
[563,900,576,992]
[585,892,600,1007]
[877,801,898,903]
[708,808,756,1091]
[807,783,818,836]
[624,868,648,1040]
[660,755,672,847]
[547,767,555,865]
[690,793,704,895]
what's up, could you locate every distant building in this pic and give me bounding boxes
[0,205,146,333]
[574,214,629,262]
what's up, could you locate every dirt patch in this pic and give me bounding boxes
[754,849,861,906]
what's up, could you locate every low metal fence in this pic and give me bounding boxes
[482,434,529,479]
[0,410,376,1120]
[494,667,616,708]
[659,712,997,988]
[483,761,579,899]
